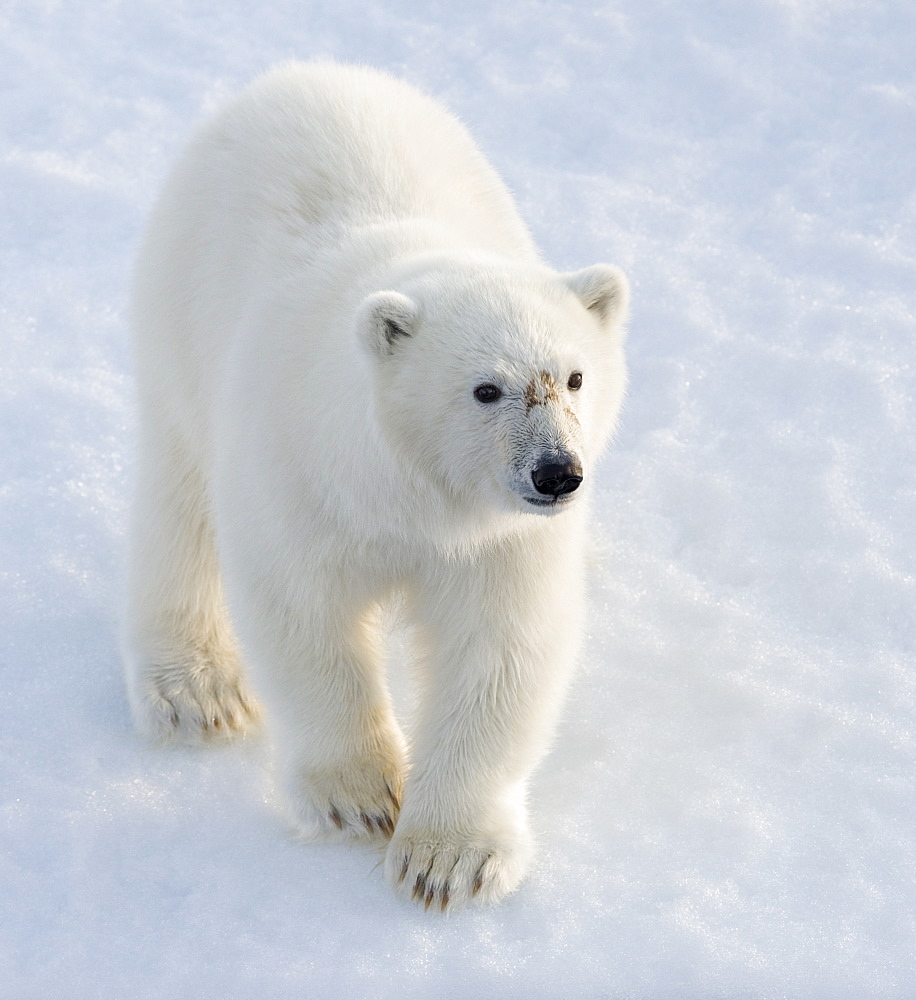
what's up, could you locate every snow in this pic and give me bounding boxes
[2,0,914,996]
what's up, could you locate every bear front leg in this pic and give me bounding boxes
[234,577,407,844]
[386,526,586,909]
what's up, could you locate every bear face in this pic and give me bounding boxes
[359,256,628,518]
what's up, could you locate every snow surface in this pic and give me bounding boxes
[2,1,915,997]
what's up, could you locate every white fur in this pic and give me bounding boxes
[124,61,628,910]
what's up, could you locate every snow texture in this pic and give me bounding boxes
[1,1,914,997]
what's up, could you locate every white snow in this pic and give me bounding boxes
[2,1,914,997]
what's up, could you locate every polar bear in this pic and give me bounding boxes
[124,61,628,910]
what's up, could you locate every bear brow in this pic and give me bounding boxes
[523,371,561,412]
[523,378,540,412]
[539,371,560,402]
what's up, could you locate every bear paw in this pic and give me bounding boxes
[129,655,261,745]
[283,752,404,844]
[384,827,533,911]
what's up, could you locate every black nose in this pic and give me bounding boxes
[531,458,583,496]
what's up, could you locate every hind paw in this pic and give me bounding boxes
[128,653,261,744]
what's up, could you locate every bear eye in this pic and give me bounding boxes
[474,383,502,403]
[568,372,583,390]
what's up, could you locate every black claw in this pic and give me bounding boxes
[397,856,409,884]
[424,886,435,911]
[412,873,426,901]
[440,887,450,912]
[472,854,493,897]
[329,807,343,830]
[360,812,374,833]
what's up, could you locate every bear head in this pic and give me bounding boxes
[357,254,628,519]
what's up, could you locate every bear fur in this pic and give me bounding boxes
[124,61,629,910]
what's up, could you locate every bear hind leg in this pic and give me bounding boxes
[123,429,260,743]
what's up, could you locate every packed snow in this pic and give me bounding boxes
[1,1,914,997]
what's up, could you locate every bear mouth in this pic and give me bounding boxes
[523,494,576,508]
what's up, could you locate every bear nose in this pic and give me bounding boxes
[531,457,583,496]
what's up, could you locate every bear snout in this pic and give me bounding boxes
[530,456,583,497]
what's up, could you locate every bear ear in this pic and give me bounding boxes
[563,264,629,328]
[358,291,420,359]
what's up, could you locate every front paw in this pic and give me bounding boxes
[384,824,534,910]
[281,748,405,844]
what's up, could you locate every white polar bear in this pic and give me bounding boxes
[124,61,628,910]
